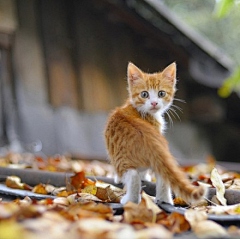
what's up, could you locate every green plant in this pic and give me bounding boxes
[215,0,240,97]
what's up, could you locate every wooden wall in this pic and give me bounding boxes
[33,0,189,111]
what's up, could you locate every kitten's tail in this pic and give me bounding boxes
[146,131,207,204]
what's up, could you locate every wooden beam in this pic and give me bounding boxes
[39,0,79,108]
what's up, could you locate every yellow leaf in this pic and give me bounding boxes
[32,184,48,195]
[234,205,240,214]
[0,220,26,239]
[81,185,97,195]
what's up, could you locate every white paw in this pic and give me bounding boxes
[143,173,152,182]
[155,196,173,205]
[114,174,121,184]
[120,194,141,204]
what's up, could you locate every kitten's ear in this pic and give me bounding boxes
[162,62,176,83]
[127,62,143,85]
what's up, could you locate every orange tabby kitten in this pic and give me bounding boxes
[104,62,207,205]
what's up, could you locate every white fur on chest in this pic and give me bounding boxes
[153,111,166,134]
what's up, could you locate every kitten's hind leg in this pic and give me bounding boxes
[155,174,173,205]
[120,169,141,204]
[114,173,121,184]
[139,169,152,182]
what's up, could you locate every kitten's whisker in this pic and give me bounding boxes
[166,111,173,129]
[168,109,176,119]
[171,104,183,113]
[169,108,181,121]
[174,98,186,104]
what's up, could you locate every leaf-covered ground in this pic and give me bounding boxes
[1,153,240,238]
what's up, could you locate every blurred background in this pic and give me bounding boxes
[0,0,240,162]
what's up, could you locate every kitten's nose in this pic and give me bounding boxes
[151,102,158,107]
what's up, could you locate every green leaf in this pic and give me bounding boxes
[214,0,234,18]
[218,66,240,97]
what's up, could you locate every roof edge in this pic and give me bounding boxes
[142,0,236,71]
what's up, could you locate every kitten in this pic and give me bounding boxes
[104,62,207,205]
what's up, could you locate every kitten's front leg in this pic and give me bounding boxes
[138,169,152,182]
[114,173,121,184]
[120,169,141,204]
[155,174,173,205]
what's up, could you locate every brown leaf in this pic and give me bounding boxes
[142,192,162,214]
[67,202,113,220]
[123,200,154,224]
[173,197,188,206]
[70,171,86,190]
[32,184,48,195]
[158,212,190,234]
[76,193,102,203]
[69,171,95,191]
[95,182,124,203]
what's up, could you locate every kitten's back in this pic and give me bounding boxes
[105,103,206,204]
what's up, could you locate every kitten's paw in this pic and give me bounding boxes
[155,196,173,205]
[120,194,141,205]
[114,174,121,184]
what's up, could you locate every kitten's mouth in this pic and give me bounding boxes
[150,107,160,112]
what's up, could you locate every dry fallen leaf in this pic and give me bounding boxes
[4,155,240,239]
[69,171,95,191]
[135,224,172,239]
[142,192,162,214]
[32,184,48,195]
[158,212,190,234]
[185,209,208,227]
[173,197,188,206]
[95,182,124,203]
[141,191,162,223]
[185,209,227,238]
[70,218,135,239]
[210,168,227,206]
[67,201,113,220]
[207,203,240,215]
[53,197,69,206]
[225,178,240,190]
[123,200,155,224]
[193,220,228,238]
[6,176,32,191]
[123,202,153,224]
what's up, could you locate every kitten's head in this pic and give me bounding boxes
[127,62,177,115]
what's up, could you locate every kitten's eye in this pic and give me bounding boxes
[140,91,149,98]
[158,91,166,98]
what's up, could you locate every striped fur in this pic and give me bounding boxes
[104,62,207,204]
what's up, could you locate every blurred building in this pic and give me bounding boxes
[0,0,240,162]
